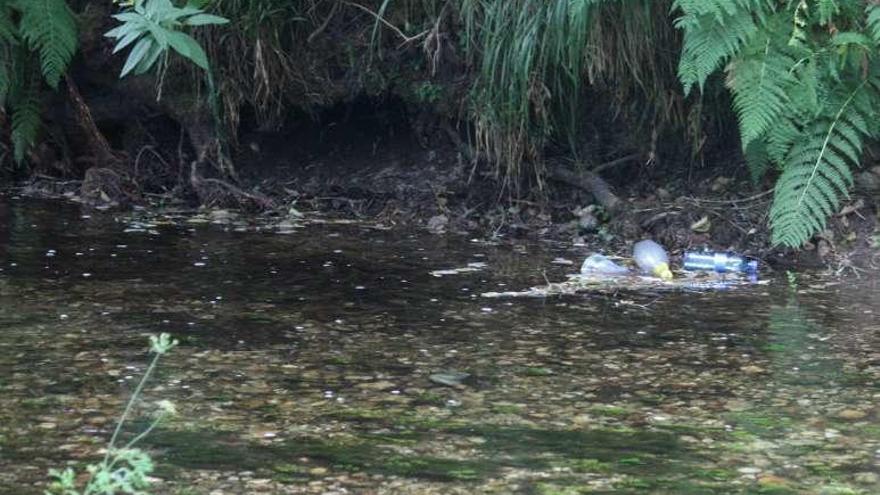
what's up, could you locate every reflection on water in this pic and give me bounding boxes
[2,196,880,494]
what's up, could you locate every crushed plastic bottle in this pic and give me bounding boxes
[581,254,630,275]
[633,240,673,280]
[683,251,758,274]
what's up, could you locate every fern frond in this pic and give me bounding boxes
[673,0,771,95]
[788,0,808,47]
[0,55,8,107]
[868,4,880,44]
[15,0,77,89]
[816,0,839,25]
[769,82,870,247]
[744,137,770,183]
[726,31,798,149]
[10,70,42,163]
[0,4,16,44]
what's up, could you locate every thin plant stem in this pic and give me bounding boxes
[100,351,163,467]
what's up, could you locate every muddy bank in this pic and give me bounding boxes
[16,108,880,275]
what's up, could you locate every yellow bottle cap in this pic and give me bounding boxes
[653,263,673,281]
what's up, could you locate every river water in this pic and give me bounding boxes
[1,195,879,494]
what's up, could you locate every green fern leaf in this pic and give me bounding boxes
[868,4,880,44]
[726,33,798,149]
[673,0,770,95]
[10,72,42,163]
[816,0,839,25]
[769,83,869,247]
[744,138,770,183]
[788,0,808,47]
[0,57,8,107]
[0,4,16,44]
[14,0,77,89]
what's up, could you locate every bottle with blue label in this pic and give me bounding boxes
[683,251,758,274]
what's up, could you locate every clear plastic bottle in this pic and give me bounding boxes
[633,240,673,280]
[683,251,758,274]
[581,254,630,275]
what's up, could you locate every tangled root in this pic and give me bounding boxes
[190,162,275,211]
[81,167,140,206]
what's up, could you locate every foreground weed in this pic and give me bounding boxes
[46,333,179,495]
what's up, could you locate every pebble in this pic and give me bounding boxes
[356,380,396,391]
[757,474,790,487]
[837,409,867,420]
[740,365,765,374]
[854,472,880,485]
[737,467,762,475]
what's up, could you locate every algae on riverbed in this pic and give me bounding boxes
[2,199,880,494]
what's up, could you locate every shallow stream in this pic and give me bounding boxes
[2,196,880,494]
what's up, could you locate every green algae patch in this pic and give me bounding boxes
[144,428,491,482]
[588,405,630,417]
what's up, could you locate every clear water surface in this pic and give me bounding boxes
[1,195,879,494]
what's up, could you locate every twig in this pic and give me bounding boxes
[683,190,773,204]
[344,1,430,45]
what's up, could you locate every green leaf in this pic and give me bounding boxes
[167,31,209,69]
[121,37,153,77]
[135,41,164,75]
[831,32,872,49]
[113,29,145,54]
[183,13,229,26]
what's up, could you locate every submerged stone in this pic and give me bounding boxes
[429,371,471,387]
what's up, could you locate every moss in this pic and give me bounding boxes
[753,485,802,495]
[326,407,400,421]
[521,366,554,377]
[693,468,737,481]
[536,483,590,495]
[805,462,837,478]
[614,477,654,490]
[325,355,352,366]
[490,403,524,414]
[145,428,492,482]
[589,405,629,417]
[553,458,612,473]
[412,391,446,407]
[725,411,794,436]
[812,485,862,495]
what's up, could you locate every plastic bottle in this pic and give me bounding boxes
[683,251,758,274]
[581,254,630,275]
[633,240,673,280]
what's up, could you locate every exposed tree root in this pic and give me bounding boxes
[190,161,275,211]
[548,166,625,214]
[81,167,140,206]
[66,77,126,170]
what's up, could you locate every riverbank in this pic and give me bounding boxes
[14,122,880,276]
